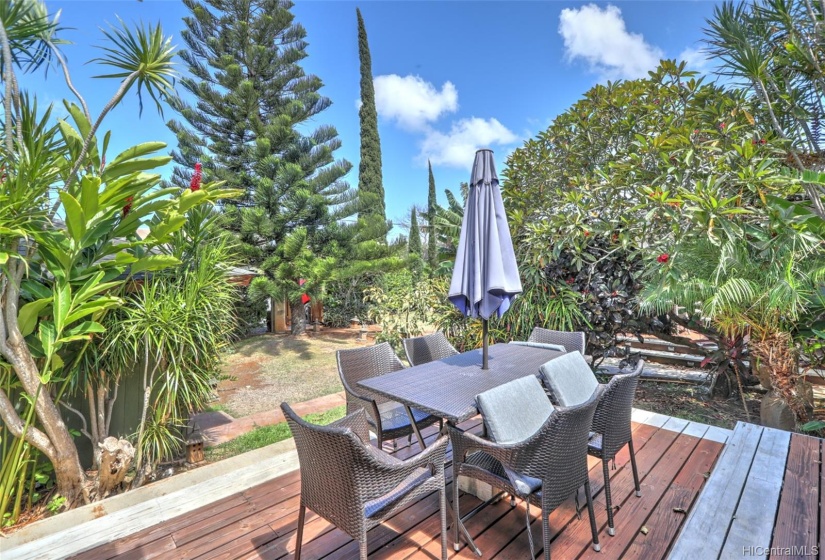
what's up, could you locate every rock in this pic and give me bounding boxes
[761,391,796,431]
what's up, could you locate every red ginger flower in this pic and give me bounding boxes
[657,253,669,263]
[122,196,133,217]
[190,162,202,191]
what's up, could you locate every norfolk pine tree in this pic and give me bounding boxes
[168,0,355,334]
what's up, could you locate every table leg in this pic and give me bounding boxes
[404,404,427,451]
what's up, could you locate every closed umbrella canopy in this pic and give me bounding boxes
[449,149,522,368]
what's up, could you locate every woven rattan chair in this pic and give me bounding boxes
[589,359,644,536]
[403,332,459,366]
[282,402,450,560]
[337,342,442,449]
[448,390,602,560]
[528,327,586,355]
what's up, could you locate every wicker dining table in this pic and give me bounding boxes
[358,342,565,428]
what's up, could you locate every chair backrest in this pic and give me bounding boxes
[592,360,644,458]
[539,352,600,407]
[508,388,601,511]
[403,332,459,366]
[528,327,586,355]
[281,402,370,537]
[475,375,554,444]
[336,342,405,410]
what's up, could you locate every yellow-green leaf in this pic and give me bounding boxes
[59,192,86,243]
[18,298,52,338]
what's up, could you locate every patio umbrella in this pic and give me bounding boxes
[448,149,522,369]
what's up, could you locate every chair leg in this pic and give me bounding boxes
[359,536,368,560]
[453,466,462,551]
[584,481,601,552]
[602,459,616,536]
[629,439,641,497]
[542,504,551,560]
[295,503,306,560]
[439,486,448,560]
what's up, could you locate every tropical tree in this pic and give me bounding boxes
[704,0,825,217]
[0,1,226,513]
[503,61,798,357]
[168,0,354,334]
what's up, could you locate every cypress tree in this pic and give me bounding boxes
[168,0,355,334]
[356,8,386,223]
[409,208,421,255]
[427,160,438,273]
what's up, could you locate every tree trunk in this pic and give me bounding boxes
[751,332,808,423]
[95,437,134,499]
[290,299,306,335]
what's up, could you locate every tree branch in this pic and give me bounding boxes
[59,401,92,443]
[0,387,56,461]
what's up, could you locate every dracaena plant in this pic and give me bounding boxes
[0,1,232,517]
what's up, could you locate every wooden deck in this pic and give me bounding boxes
[669,422,823,559]
[69,411,734,560]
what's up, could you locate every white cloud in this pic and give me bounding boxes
[558,4,663,80]
[373,74,458,130]
[678,46,711,73]
[420,118,517,168]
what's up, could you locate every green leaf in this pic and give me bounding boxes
[64,298,121,325]
[147,215,187,241]
[18,298,52,338]
[38,321,56,359]
[108,141,166,167]
[102,155,172,182]
[59,192,86,243]
[178,189,209,213]
[80,176,101,219]
[53,282,71,334]
[60,321,106,343]
[0,252,7,265]
[129,254,180,275]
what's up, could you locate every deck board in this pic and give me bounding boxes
[64,416,814,560]
[667,422,763,560]
[621,436,721,560]
[771,433,821,558]
[720,427,791,558]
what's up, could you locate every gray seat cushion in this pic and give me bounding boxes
[475,375,554,444]
[540,352,599,406]
[509,340,566,352]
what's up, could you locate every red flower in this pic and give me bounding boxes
[190,162,202,191]
[566,277,575,285]
[657,253,669,263]
[583,230,590,237]
[122,196,133,218]
[719,123,726,129]
[693,129,699,134]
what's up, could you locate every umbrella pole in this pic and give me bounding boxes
[482,319,489,370]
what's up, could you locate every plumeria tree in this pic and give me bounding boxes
[0,1,230,513]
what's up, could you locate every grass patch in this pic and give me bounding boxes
[205,405,347,462]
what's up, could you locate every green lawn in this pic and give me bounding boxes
[205,405,347,462]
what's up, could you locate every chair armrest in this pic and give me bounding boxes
[356,435,449,500]
[328,408,371,443]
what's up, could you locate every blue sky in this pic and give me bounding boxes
[26,0,720,237]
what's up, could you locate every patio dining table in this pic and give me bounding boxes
[358,342,565,426]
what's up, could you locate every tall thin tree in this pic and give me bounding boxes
[427,160,438,273]
[356,7,386,224]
